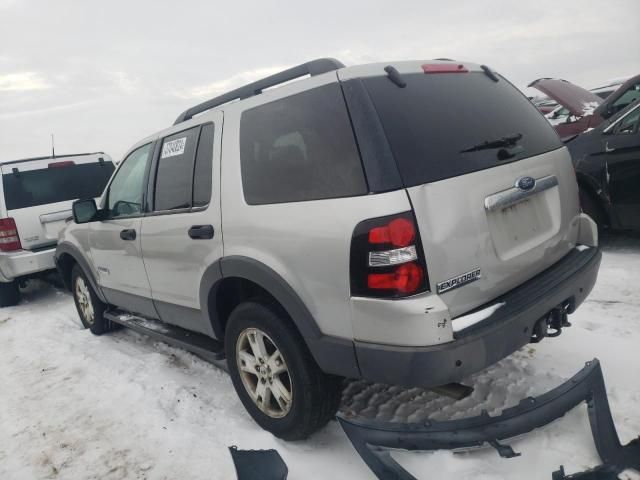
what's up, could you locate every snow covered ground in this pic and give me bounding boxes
[1,233,639,479]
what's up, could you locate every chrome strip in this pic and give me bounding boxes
[603,102,640,134]
[39,209,72,223]
[484,175,558,212]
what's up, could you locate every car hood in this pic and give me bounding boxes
[528,78,603,117]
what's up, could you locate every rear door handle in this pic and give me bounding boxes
[605,142,616,153]
[188,224,214,239]
[120,229,136,241]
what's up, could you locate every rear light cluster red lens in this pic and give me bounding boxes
[368,217,415,247]
[350,212,429,299]
[0,218,22,252]
[367,263,424,294]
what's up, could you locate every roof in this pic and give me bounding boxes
[0,152,106,167]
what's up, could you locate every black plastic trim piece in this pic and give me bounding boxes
[384,65,407,88]
[174,58,344,124]
[481,64,500,82]
[340,78,403,193]
[338,359,640,480]
[219,256,322,339]
[454,247,600,338]
[228,446,288,480]
[153,300,212,336]
[205,256,361,378]
[101,287,159,319]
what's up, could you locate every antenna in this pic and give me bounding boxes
[51,133,55,158]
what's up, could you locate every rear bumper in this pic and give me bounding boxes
[0,247,57,282]
[354,246,602,387]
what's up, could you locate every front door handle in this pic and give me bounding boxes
[188,224,214,239]
[605,142,616,153]
[120,229,136,241]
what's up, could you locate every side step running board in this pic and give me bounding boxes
[104,310,226,365]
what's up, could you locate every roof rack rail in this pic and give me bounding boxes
[173,58,345,125]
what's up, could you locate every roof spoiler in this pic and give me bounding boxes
[173,58,345,125]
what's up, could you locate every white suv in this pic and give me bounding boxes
[56,59,601,439]
[0,152,114,306]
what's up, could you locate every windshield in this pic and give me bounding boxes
[3,161,115,210]
[363,72,563,186]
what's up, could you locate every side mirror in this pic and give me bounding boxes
[72,198,98,224]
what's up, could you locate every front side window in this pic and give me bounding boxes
[239,84,367,205]
[108,143,152,218]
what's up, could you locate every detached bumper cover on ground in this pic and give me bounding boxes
[338,359,640,479]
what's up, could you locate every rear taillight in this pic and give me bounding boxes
[0,218,22,252]
[350,212,429,298]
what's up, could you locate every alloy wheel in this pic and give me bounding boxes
[75,276,94,325]
[236,327,293,418]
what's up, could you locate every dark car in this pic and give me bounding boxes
[530,74,640,139]
[566,101,640,231]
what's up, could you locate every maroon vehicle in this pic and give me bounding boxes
[530,74,640,139]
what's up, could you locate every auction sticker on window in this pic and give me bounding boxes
[161,137,187,158]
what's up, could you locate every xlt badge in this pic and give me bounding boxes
[437,268,481,294]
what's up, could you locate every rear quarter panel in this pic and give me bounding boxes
[219,77,414,341]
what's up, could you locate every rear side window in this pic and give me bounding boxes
[239,83,367,204]
[363,72,563,186]
[3,161,115,211]
[155,127,200,211]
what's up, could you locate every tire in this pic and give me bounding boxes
[225,300,342,440]
[0,281,20,307]
[579,188,606,228]
[71,264,115,335]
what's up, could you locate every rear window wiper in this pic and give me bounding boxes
[460,133,523,153]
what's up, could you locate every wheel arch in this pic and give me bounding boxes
[198,256,360,379]
[200,256,321,341]
[55,243,107,303]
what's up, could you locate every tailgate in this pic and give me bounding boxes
[356,65,581,317]
[7,201,74,249]
[1,154,114,250]
[408,149,580,317]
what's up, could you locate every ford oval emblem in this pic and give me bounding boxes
[515,176,536,191]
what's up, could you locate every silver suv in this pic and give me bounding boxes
[0,152,114,306]
[55,59,601,440]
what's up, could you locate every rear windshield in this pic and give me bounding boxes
[363,72,563,186]
[3,161,115,210]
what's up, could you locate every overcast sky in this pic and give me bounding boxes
[1,0,638,161]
